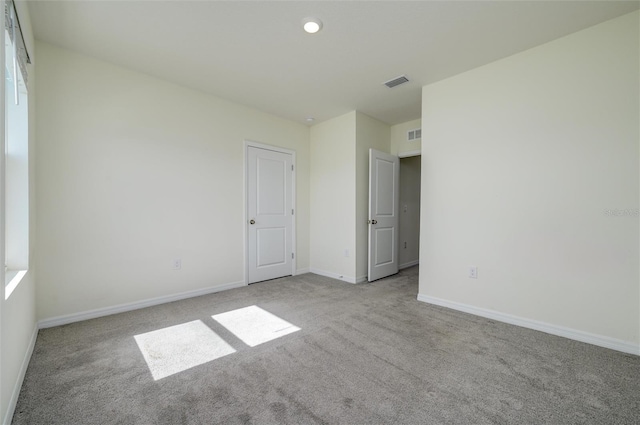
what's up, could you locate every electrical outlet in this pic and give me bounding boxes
[172,259,182,270]
[469,266,478,279]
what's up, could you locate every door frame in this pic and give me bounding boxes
[397,152,421,272]
[244,140,296,285]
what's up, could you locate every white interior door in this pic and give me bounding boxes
[247,146,293,284]
[368,149,400,282]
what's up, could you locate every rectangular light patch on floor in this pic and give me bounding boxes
[134,320,236,381]
[212,305,300,347]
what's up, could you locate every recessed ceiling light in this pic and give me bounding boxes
[306,117,315,122]
[302,17,323,34]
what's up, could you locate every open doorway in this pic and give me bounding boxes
[399,155,421,270]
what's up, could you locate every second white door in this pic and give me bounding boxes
[247,146,294,284]
[368,149,400,282]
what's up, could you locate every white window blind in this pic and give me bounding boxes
[4,0,30,298]
[5,0,30,87]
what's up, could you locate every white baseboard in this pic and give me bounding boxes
[295,268,310,275]
[355,275,367,284]
[399,260,419,270]
[309,268,359,284]
[38,280,247,329]
[3,324,38,425]
[417,294,639,356]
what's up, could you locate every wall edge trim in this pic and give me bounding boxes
[417,294,640,356]
[38,280,247,329]
[309,268,359,284]
[3,324,38,425]
[399,260,419,270]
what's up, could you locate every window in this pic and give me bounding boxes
[4,0,29,299]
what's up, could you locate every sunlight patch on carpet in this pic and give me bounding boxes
[134,320,236,380]
[212,305,300,347]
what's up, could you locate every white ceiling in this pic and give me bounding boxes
[28,1,639,126]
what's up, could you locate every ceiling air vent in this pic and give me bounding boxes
[407,128,421,141]
[383,75,409,88]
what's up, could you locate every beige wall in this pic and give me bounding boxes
[399,156,421,268]
[309,111,391,282]
[309,112,357,281]
[13,12,637,423]
[35,42,310,321]
[391,118,421,156]
[419,11,639,350]
[1,1,38,422]
[355,112,391,280]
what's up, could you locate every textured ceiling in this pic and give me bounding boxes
[28,1,639,125]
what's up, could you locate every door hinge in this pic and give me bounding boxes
[292,209,294,215]
[291,164,294,171]
[291,253,295,259]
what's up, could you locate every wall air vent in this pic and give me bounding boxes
[383,75,409,88]
[407,128,421,141]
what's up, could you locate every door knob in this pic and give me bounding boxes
[249,219,255,225]
[370,219,377,225]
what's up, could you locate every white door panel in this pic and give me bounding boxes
[256,227,287,267]
[374,227,394,266]
[368,149,399,282]
[375,160,395,215]
[257,157,286,215]
[248,146,293,283]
